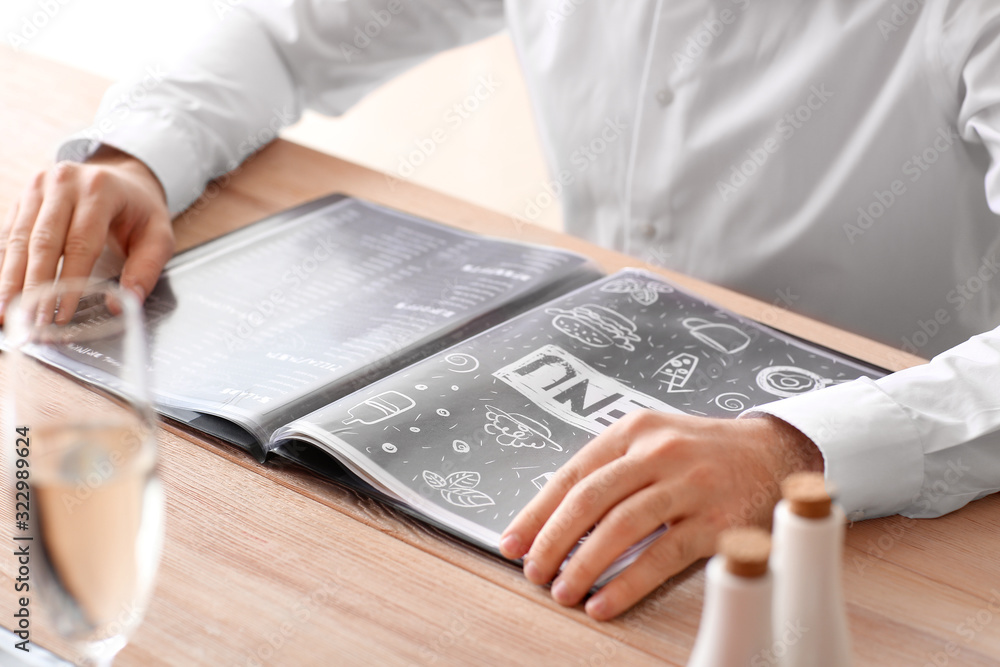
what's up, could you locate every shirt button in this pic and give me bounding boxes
[643,223,657,239]
[656,88,674,107]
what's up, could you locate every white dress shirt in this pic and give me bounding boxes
[59,0,1000,521]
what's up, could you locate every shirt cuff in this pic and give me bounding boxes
[742,377,925,520]
[56,108,205,217]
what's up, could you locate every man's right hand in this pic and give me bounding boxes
[0,145,175,321]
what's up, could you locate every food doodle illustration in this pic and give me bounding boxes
[655,352,699,392]
[494,345,683,435]
[342,390,415,425]
[755,366,830,398]
[381,443,397,453]
[422,470,495,508]
[682,317,752,355]
[442,353,480,373]
[546,304,640,351]
[600,276,675,305]
[532,472,556,490]
[714,392,751,412]
[452,439,471,453]
[484,405,563,451]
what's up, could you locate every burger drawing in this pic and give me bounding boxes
[545,303,641,351]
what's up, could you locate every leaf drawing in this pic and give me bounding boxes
[446,471,481,489]
[423,470,447,489]
[424,469,495,508]
[440,487,495,508]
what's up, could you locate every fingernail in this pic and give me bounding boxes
[500,533,523,558]
[585,594,607,619]
[130,284,146,303]
[551,579,571,605]
[523,559,542,583]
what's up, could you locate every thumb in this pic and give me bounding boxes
[119,214,175,304]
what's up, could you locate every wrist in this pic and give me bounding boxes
[752,413,824,478]
[721,414,825,529]
[86,145,167,204]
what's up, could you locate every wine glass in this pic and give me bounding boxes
[4,279,164,666]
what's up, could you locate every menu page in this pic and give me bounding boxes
[51,196,596,448]
[274,269,884,552]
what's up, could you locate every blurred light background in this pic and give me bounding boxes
[0,0,562,230]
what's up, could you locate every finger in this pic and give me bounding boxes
[117,212,175,304]
[51,198,116,325]
[549,484,674,607]
[22,185,76,293]
[0,178,45,315]
[500,415,643,559]
[0,201,20,322]
[523,455,653,585]
[0,199,20,269]
[584,518,715,621]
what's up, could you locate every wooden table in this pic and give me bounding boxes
[2,48,999,666]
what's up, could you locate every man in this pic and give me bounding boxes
[2,0,999,620]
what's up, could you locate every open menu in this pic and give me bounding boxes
[28,194,884,585]
[90,195,598,460]
[271,267,884,565]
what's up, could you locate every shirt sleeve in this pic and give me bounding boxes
[55,0,505,216]
[748,2,1000,521]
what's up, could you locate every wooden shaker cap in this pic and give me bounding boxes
[718,527,771,578]
[781,472,832,518]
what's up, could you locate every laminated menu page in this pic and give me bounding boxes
[29,194,601,460]
[270,268,884,580]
